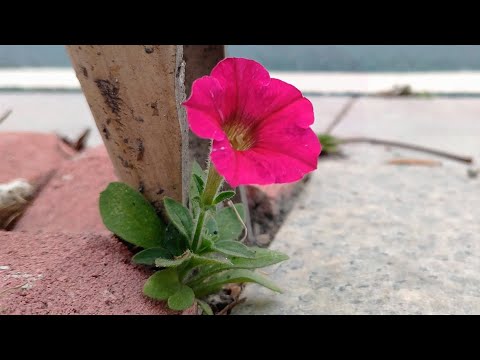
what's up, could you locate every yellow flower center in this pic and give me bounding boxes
[223,121,256,151]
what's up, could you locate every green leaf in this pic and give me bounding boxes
[190,253,232,267]
[186,247,288,286]
[132,247,172,265]
[215,204,245,242]
[143,268,181,300]
[196,299,213,315]
[213,240,255,258]
[164,223,189,257]
[192,160,206,181]
[213,191,236,205]
[167,285,195,311]
[205,217,218,236]
[155,251,192,268]
[193,174,205,195]
[230,247,289,268]
[197,237,216,253]
[164,197,194,240]
[188,160,205,216]
[189,196,201,220]
[193,269,282,298]
[99,182,165,249]
[317,133,340,155]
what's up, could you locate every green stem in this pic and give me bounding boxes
[201,163,224,206]
[191,160,224,252]
[191,210,206,251]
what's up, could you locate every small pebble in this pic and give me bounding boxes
[0,265,10,271]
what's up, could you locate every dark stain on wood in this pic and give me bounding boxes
[95,79,122,114]
[81,66,88,78]
[136,139,144,161]
[102,125,110,140]
[150,101,159,116]
[117,156,133,169]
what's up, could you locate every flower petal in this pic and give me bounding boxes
[183,76,226,141]
[210,58,305,128]
[254,97,321,170]
[185,57,321,187]
[209,58,270,122]
[210,131,320,187]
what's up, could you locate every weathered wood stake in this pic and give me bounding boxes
[67,45,189,212]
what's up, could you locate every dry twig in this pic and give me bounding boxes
[59,128,91,152]
[217,297,247,315]
[338,137,473,164]
[0,109,12,125]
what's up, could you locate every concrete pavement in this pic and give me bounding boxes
[234,97,480,315]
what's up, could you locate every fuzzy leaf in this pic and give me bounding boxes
[197,237,216,253]
[155,251,192,268]
[212,240,255,258]
[193,269,282,298]
[213,191,236,205]
[164,197,193,240]
[164,223,189,257]
[215,204,245,242]
[143,268,180,300]
[205,217,218,236]
[193,174,205,195]
[132,247,172,265]
[168,285,195,311]
[99,182,165,249]
[230,247,289,268]
[192,161,206,181]
[190,161,206,205]
[190,253,232,267]
[186,247,288,286]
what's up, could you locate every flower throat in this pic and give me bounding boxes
[223,121,256,151]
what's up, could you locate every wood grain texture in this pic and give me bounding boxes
[66,45,189,211]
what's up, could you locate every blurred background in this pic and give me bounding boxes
[3,45,480,71]
[1,45,480,149]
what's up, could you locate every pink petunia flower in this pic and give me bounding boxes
[183,57,321,187]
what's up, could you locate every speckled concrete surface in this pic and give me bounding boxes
[234,144,480,314]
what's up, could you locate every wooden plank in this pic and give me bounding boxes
[66,45,189,212]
